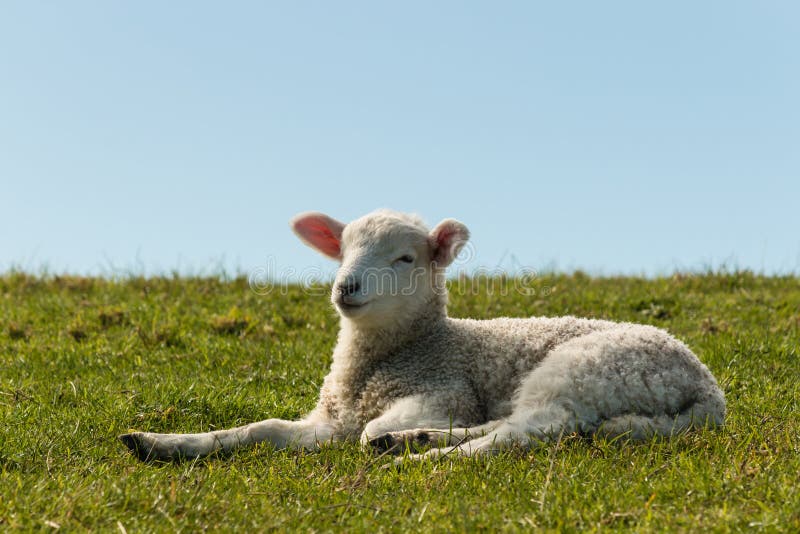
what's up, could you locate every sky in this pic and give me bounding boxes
[1,1,798,281]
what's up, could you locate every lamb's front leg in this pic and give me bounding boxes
[360,395,486,454]
[120,417,335,462]
[371,420,502,454]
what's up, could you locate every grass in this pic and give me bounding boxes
[1,271,798,531]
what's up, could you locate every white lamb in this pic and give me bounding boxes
[120,209,725,462]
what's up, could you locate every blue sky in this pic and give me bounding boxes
[2,1,798,279]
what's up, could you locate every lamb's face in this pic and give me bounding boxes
[291,209,469,328]
[333,214,434,325]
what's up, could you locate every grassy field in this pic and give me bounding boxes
[1,272,798,531]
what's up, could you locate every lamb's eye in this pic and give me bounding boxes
[397,255,414,264]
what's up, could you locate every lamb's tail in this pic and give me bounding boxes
[598,390,726,440]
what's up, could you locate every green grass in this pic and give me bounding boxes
[1,272,798,531]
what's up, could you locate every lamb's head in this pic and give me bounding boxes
[291,209,469,328]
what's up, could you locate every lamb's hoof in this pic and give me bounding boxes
[119,432,158,462]
[369,431,434,455]
[412,431,431,446]
[369,434,400,454]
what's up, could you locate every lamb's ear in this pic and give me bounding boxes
[429,218,470,267]
[291,212,346,260]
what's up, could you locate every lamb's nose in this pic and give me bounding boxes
[337,279,360,296]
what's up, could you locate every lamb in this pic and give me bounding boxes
[120,209,725,462]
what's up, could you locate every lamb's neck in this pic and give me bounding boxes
[336,305,447,361]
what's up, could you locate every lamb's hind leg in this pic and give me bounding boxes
[402,394,726,462]
[401,402,578,461]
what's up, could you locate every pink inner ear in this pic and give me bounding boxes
[435,226,458,249]
[292,214,344,259]
[430,219,468,265]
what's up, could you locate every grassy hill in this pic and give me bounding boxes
[1,272,798,531]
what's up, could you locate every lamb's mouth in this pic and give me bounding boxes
[336,299,371,314]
